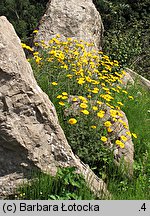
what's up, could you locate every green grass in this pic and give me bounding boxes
[8,167,97,200]
[107,82,150,199]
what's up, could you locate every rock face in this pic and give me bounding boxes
[0,16,109,198]
[34,0,104,49]
[125,68,150,90]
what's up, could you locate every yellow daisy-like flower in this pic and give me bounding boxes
[81,110,89,115]
[92,106,98,111]
[91,125,97,129]
[33,29,38,33]
[72,97,78,102]
[66,74,73,79]
[101,136,108,142]
[85,76,92,82]
[115,140,125,148]
[59,101,65,106]
[110,109,117,118]
[34,42,39,46]
[57,95,62,99]
[68,118,77,125]
[117,101,124,106]
[122,90,128,94]
[97,110,105,118]
[77,78,85,85]
[78,96,87,102]
[104,121,112,127]
[62,96,68,100]
[91,88,99,94]
[62,92,68,96]
[80,103,88,109]
[132,133,137,138]
[117,111,123,117]
[52,82,58,86]
[129,95,134,100]
[87,95,92,98]
[33,52,39,56]
[120,135,128,142]
[107,127,113,133]
[97,100,103,105]
[119,142,125,149]
[126,131,131,137]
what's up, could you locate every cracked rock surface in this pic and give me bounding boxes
[0,16,109,199]
[34,0,104,49]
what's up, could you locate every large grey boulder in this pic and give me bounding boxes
[34,0,104,49]
[0,16,109,199]
[125,68,150,91]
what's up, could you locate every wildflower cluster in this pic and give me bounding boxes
[22,33,137,158]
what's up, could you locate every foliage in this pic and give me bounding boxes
[93,0,150,79]
[0,0,48,42]
[8,167,96,200]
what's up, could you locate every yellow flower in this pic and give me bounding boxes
[72,97,78,102]
[120,135,128,142]
[119,142,125,149]
[80,103,88,109]
[97,100,103,105]
[34,42,39,46]
[122,90,128,94]
[106,103,114,109]
[61,64,68,70]
[35,56,42,64]
[33,52,39,56]
[87,95,91,98]
[81,110,89,115]
[59,101,65,106]
[57,95,62,99]
[92,80,100,85]
[78,96,88,103]
[102,87,109,91]
[132,133,137,138]
[62,96,68,100]
[113,118,117,122]
[77,78,85,85]
[92,106,98,111]
[52,82,58,86]
[129,95,134,100]
[104,121,112,127]
[91,125,97,129]
[21,43,33,51]
[115,105,121,110]
[56,33,61,38]
[33,29,38,33]
[107,127,113,133]
[62,92,68,96]
[101,136,108,142]
[110,109,117,118]
[68,118,77,125]
[126,131,131,137]
[91,88,99,94]
[85,76,92,82]
[117,111,123,117]
[115,140,125,148]
[66,74,73,79]
[97,110,105,118]
[117,101,124,106]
